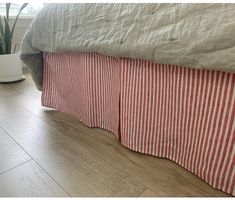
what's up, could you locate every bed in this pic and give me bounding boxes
[20,3,235,196]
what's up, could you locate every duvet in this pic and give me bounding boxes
[20,3,235,90]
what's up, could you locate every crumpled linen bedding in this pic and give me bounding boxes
[20,3,235,90]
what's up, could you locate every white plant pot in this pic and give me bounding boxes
[0,52,25,82]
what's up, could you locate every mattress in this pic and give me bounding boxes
[42,52,235,196]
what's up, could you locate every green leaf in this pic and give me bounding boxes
[0,16,5,54]
[0,3,28,54]
[6,3,11,21]
[10,3,28,42]
[0,15,4,36]
[4,16,11,54]
[0,32,3,42]
[0,32,5,54]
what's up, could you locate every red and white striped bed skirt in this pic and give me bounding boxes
[42,52,235,196]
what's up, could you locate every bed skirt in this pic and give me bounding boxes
[42,52,235,196]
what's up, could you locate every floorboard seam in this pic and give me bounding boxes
[0,127,34,160]
[0,126,71,197]
[0,159,32,176]
[30,158,72,197]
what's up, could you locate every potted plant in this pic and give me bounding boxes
[0,3,28,82]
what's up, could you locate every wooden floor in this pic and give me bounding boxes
[0,70,231,197]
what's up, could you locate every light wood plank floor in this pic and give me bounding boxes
[0,70,231,197]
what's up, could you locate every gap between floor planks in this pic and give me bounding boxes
[0,70,230,197]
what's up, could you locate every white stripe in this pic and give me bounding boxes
[156,64,163,156]
[152,63,160,156]
[219,88,235,189]
[168,65,176,160]
[166,65,173,158]
[138,63,145,151]
[163,65,169,157]
[199,72,222,179]
[208,74,230,184]
[173,66,180,161]
[186,70,202,170]
[176,67,184,163]
[148,62,155,155]
[130,60,137,150]
[193,71,213,174]
[179,67,189,165]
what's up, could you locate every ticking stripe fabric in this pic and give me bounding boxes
[42,52,235,196]
[120,59,235,196]
[42,52,120,135]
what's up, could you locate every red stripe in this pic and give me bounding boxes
[168,65,176,159]
[165,65,172,158]
[149,62,156,155]
[199,72,222,179]
[186,69,203,170]
[187,68,195,169]
[147,62,154,154]
[172,66,179,161]
[207,73,229,184]
[42,52,235,196]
